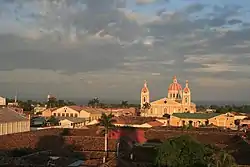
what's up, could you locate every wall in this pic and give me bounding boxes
[59,119,74,128]
[109,128,146,143]
[170,115,235,128]
[209,115,234,127]
[52,106,80,117]
[0,120,30,136]
[0,97,6,106]
[42,109,52,117]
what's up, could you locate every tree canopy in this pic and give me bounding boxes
[154,135,237,167]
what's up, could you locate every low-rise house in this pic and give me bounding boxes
[0,107,30,135]
[170,113,234,128]
[227,112,248,120]
[42,108,57,118]
[141,120,164,128]
[58,117,87,128]
[240,119,250,127]
[7,102,18,106]
[34,106,47,114]
[51,106,106,123]
[105,107,136,116]
[113,116,165,128]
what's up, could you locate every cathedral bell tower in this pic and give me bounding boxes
[140,80,150,108]
[182,80,191,105]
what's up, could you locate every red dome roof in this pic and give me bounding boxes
[168,83,182,91]
[168,76,182,91]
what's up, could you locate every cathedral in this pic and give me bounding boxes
[140,76,196,117]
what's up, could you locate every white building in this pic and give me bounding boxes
[0,96,6,106]
[0,107,30,135]
[58,117,88,129]
[34,106,47,114]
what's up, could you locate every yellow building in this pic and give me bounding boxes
[170,113,235,128]
[141,76,196,117]
[50,106,106,123]
[0,107,30,135]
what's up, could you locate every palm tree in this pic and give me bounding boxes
[93,97,100,108]
[121,100,128,108]
[142,102,151,116]
[98,113,116,163]
[216,151,237,167]
[88,97,100,108]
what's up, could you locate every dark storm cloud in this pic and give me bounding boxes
[0,0,250,99]
[227,19,243,25]
[184,3,206,14]
[0,34,127,73]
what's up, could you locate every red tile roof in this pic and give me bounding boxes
[146,120,164,127]
[114,116,157,125]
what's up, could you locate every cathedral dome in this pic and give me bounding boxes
[168,76,182,92]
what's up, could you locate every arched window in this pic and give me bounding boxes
[185,98,188,103]
[164,108,167,114]
[143,97,146,102]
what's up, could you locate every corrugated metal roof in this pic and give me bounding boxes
[0,107,29,123]
[172,113,221,119]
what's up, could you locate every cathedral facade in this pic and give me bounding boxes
[140,76,196,117]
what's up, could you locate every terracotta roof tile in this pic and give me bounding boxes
[0,107,29,123]
[146,121,164,127]
[114,116,156,125]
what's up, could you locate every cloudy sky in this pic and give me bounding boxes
[0,0,250,102]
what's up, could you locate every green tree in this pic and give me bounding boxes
[142,102,151,116]
[88,97,100,108]
[154,135,237,167]
[98,113,116,163]
[155,135,210,167]
[47,116,59,126]
[58,99,65,107]
[215,151,237,167]
[121,100,129,108]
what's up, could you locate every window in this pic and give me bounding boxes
[57,113,60,117]
[70,113,73,117]
[66,113,69,117]
[143,97,146,102]
[62,113,65,117]
[164,108,167,114]
[74,114,78,117]
[173,94,175,98]
[53,113,56,116]
[185,98,188,103]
